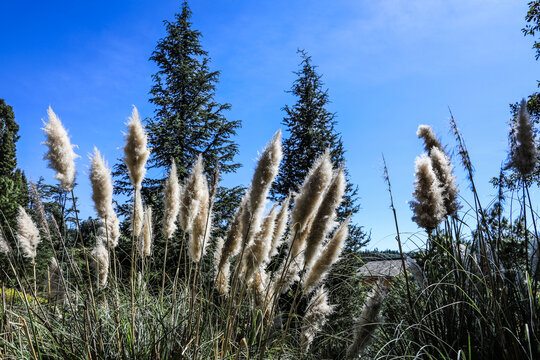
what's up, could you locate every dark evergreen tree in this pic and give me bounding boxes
[111,1,243,282]
[113,1,241,207]
[269,51,368,358]
[0,99,28,234]
[270,50,367,250]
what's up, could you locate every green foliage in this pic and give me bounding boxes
[270,50,367,250]
[113,1,241,207]
[0,99,28,235]
[524,1,540,61]
[0,99,18,177]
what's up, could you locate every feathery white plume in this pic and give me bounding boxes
[304,167,345,269]
[188,170,211,262]
[214,237,231,295]
[289,150,333,260]
[410,153,445,232]
[417,124,443,153]
[123,106,150,190]
[243,130,282,245]
[139,207,153,258]
[89,148,120,247]
[301,286,333,352]
[268,195,290,259]
[16,206,41,261]
[302,216,350,293]
[91,241,109,289]
[179,155,205,234]
[163,161,181,239]
[509,99,538,176]
[347,281,389,359]
[429,147,459,217]
[242,206,278,280]
[42,107,78,191]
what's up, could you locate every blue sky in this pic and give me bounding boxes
[1,0,538,251]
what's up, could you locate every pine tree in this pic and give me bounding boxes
[0,99,28,235]
[111,1,242,280]
[113,1,241,207]
[270,51,368,357]
[270,50,367,250]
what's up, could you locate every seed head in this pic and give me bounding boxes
[163,161,181,239]
[410,154,445,232]
[123,106,150,190]
[303,167,345,269]
[509,99,538,176]
[42,107,78,191]
[417,124,443,153]
[16,206,41,261]
[289,150,333,259]
[430,147,460,217]
[301,286,333,352]
[91,241,109,289]
[302,216,349,293]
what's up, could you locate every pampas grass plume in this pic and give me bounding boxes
[29,181,51,239]
[217,195,247,272]
[132,189,144,237]
[289,150,333,259]
[417,124,443,153]
[301,286,333,352]
[163,161,181,239]
[243,206,278,280]
[140,207,153,258]
[242,130,282,246]
[214,237,231,295]
[188,171,211,262]
[90,148,120,247]
[430,147,460,217]
[43,106,78,191]
[510,99,538,176]
[410,153,445,232]
[91,241,109,289]
[346,281,389,359]
[268,194,290,258]
[16,206,41,261]
[303,167,345,269]
[90,148,113,219]
[123,106,150,190]
[179,154,205,234]
[303,216,350,293]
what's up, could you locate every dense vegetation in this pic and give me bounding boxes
[1,1,540,359]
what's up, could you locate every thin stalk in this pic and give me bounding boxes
[382,155,415,319]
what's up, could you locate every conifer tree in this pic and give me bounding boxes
[111,1,242,278]
[113,1,241,206]
[270,50,367,250]
[0,99,28,234]
[270,51,368,357]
